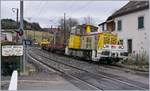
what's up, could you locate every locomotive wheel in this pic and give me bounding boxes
[51,49,55,53]
[41,46,44,50]
[106,58,114,64]
[114,58,120,63]
[111,58,120,64]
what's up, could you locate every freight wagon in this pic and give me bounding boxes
[65,24,128,64]
[41,28,66,53]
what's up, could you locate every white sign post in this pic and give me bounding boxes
[2,45,23,56]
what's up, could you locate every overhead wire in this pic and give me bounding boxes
[23,1,41,22]
[40,1,62,28]
[66,1,93,18]
[24,1,92,28]
[25,1,46,23]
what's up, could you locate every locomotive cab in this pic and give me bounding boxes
[92,34,128,63]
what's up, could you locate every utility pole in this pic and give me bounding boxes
[53,25,56,45]
[20,0,25,73]
[20,1,23,33]
[34,29,35,41]
[64,13,66,44]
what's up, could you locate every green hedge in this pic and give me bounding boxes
[1,41,22,76]
[1,41,19,46]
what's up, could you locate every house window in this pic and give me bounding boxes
[102,25,104,31]
[138,16,144,29]
[127,39,132,53]
[119,39,123,45]
[117,20,122,31]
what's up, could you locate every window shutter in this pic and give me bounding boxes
[117,20,122,31]
[138,16,144,29]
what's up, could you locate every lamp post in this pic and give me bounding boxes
[12,8,19,42]
[12,8,19,28]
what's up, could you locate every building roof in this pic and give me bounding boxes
[98,21,106,26]
[107,1,149,20]
[1,29,16,33]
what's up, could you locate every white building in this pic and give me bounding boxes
[100,1,149,56]
[1,29,17,42]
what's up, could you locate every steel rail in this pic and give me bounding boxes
[27,53,102,90]
[39,47,148,73]
[29,48,147,90]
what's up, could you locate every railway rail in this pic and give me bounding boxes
[39,46,148,74]
[39,47,148,72]
[28,54,101,90]
[33,47,149,78]
[27,53,100,90]
[27,47,148,90]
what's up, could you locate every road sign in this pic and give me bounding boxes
[2,45,23,56]
[23,39,32,45]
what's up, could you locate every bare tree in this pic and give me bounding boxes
[83,16,94,25]
[58,18,78,32]
[58,17,79,44]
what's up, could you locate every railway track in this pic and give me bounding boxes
[27,47,148,90]
[33,47,149,78]
[39,46,148,74]
[27,52,101,90]
[36,48,148,77]
[31,48,149,85]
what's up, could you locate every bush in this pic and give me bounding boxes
[1,56,21,76]
[1,41,22,76]
[1,41,19,46]
[122,51,149,66]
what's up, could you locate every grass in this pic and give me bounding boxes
[26,30,53,43]
[121,51,149,71]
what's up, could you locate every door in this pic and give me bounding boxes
[127,39,132,53]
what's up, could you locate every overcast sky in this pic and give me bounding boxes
[1,1,129,28]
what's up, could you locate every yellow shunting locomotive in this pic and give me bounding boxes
[65,24,128,64]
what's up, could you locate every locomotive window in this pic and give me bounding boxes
[91,28,95,32]
[104,37,110,44]
[111,37,117,44]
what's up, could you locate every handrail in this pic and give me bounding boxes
[8,70,18,90]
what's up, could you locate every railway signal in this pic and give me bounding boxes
[16,29,24,36]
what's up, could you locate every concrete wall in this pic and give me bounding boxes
[114,9,149,56]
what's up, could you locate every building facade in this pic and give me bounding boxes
[1,29,17,42]
[99,1,149,61]
[114,9,149,55]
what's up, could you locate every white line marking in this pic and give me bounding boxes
[8,71,18,90]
